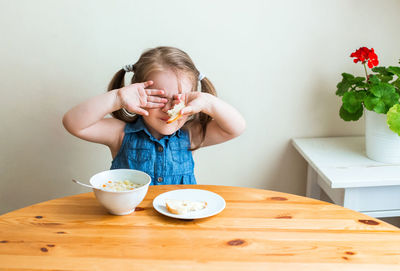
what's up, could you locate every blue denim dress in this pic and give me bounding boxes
[110,117,196,185]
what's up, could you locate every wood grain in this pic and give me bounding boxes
[0,185,399,270]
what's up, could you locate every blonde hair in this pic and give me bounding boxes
[107,46,217,150]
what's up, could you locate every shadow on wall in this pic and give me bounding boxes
[260,75,361,196]
[264,141,308,196]
[0,118,110,215]
[309,70,364,137]
[0,132,63,214]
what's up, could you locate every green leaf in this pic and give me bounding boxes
[352,77,367,88]
[369,83,394,97]
[364,94,380,111]
[379,75,394,83]
[372,66,393,76]
[339,105,363,121]
[387,104,400,135]
[388,66,400,77]
[368,75,380,85]
[365,82,399,113]
[336,73,354,96]
[336,82,351,96]
[342,73,355,80]
[371,66,395,83]
[365,83,400,114]
[393,79,400,90]
[382,91,400,108]
[336,74,367,96]
[373,101,387,114]
[342,91,365,113]
[352,77,365,83]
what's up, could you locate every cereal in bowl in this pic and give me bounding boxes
[102,180,144,192]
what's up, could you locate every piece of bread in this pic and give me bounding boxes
[165,199,207,215]
[166,100,185,124]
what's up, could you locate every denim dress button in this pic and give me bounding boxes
[157,177,163,183]
[157,145,163,152]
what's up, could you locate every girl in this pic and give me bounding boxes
[63,46,245,185]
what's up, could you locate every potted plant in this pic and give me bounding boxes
[336,47,400,163]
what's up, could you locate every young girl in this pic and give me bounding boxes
[63,46,245,185]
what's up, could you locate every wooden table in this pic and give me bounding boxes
[1,185,400,270]
[292,136,400,218]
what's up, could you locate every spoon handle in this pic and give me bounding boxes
[72,179,95,189]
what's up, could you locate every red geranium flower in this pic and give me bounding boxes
[350,47,379,68]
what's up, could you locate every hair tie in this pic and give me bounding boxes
[122,108,136,117]
[198,73,205,81]
[123,64,134,72]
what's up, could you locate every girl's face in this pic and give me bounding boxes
[143,69,193,139]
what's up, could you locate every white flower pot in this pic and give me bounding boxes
[365,109,400,163]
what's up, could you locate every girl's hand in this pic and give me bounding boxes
[173,92,211,116]
[171,91,245,148]
[118,81,167,116]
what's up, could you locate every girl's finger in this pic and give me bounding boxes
[137,108,149,116]
[147,96,168,103]
[144,102,166,108]
[137,80,153,88]
[146,89,165,96]
[126,106,149,116]
[180,105,193,115]
[173,93,185,102]
[171,99,181,106]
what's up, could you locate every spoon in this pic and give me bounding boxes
[72,179,101,190]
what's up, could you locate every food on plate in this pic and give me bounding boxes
[101,180,144,192]
[166,100,185,123]
[165,199,207,214]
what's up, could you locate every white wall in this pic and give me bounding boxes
[1,0,399,214]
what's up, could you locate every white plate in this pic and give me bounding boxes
[153,189,226,219]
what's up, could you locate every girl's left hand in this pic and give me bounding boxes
[172,92,211,116]
[171,91,246,148]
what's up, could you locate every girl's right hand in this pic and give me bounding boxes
[118,81,167,116]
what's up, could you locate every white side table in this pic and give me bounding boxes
[292,136,400,218]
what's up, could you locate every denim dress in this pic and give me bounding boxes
[110,117,196,185]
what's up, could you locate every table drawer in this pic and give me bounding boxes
[343,186,400,212]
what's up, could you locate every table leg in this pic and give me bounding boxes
[306,164,321,199]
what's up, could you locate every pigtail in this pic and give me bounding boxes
[107,68,138,122]
[108,69,126,90]
[190,76,217,150]
[200,77,216,96]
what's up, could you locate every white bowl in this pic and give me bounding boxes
[89,169,151,215]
